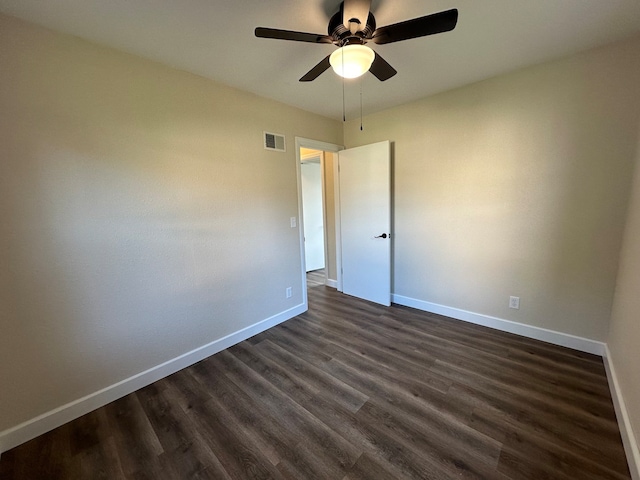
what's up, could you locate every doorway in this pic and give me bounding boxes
[295,138,342,306]
[295,137,391,308]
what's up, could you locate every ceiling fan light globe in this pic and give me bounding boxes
[329,45,375,79]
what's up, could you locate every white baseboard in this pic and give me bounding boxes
[326,278,338,288]
[0,303,307,455]
[391,294,605,356]
[603,345,640,480]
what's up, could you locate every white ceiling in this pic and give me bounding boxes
[2,0,640,120]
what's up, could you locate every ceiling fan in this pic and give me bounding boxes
[255,0,458,82]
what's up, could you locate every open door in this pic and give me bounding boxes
[338,141,391,306]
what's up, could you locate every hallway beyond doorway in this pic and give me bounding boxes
[306,269,325,288]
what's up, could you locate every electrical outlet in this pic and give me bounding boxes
[286,287,292,298]
[509,296,520,309]
[290,217,297,228]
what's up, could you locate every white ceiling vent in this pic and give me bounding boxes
[264,132,286,152]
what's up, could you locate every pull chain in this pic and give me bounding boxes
[360,77,363,131]
[342,52,346,122]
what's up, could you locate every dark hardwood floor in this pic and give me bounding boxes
[0,279,630,479]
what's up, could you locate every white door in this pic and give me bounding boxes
[339,141,391,306]
[301,162,325,272]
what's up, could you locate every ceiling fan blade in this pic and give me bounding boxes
[299,55,332,82]
[342,0,372,33]
[369,52,397,81]
[372,8,458,45]
[255,27,333,44]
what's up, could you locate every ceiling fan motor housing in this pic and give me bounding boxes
[328,6,376,46]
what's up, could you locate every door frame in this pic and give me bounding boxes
[295,137,343,306]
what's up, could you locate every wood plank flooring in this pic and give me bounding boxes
[306,269,326,287]
[0,280,630,479]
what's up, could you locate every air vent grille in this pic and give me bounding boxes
[264,132,286,152]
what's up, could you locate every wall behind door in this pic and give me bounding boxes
[323,152,338,283]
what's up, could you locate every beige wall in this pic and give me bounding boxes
[609,125,640,460]
[0,14,341,433]
[344,36,640,341]
[323,152,338,281]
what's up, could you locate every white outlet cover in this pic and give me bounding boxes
[290,217,297,228]
[509,296,520,309]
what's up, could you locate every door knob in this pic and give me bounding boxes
[374,233,388,239]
